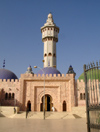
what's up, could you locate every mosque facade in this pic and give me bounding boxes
[0,13,86,112]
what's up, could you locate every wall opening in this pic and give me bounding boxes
[27,100,31,111]
[48,53,52,56]
[40,94,53,111]
[63,101,66,111]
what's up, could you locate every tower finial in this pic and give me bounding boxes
[3,59,5,68]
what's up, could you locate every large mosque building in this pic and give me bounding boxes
[0,13,85,112]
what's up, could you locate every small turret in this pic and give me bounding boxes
[26,66,34,74]
[67,65,76,75]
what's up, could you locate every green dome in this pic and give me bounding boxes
[78,73,84,81]
[78,70,100,81]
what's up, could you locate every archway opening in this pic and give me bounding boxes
[63,101,66,111]
[40,94,53,111]
[27,100,31,111]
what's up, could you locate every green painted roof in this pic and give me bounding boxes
[78,73,84,81]
[78,69,100,81]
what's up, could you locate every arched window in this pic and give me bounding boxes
[44,53,47,57]
[9,93,11,100]
[48,53,52,56]
[5,93,8,100]
[12,93,15,100]
[83,93,85,100]
[80,93,82,100]
[53,53,56,57]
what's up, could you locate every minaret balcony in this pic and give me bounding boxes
[42,36,58,42]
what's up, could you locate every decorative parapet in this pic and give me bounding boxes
[0,79,19,82]
[21,73,75,78]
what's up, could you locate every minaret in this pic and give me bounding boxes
[41,13,59,68]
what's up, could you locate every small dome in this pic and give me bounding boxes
[37,67,61,76]
[0,69,18,80]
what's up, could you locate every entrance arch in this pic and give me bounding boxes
[40,94,53,111]
[27,100,31,111]
[63,101,66,111]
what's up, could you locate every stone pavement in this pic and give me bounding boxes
[9,111,86,119]
[0,118,87,132]
[0,106,86,119]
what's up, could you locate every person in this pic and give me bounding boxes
[14,107,16,114]
[52,106,55,112]
[26,107,29,119]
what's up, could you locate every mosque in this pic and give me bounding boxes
[0,13,85,112]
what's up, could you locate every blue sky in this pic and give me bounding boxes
[0,0,100,79]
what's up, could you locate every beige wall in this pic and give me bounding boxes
[0,73,83,112]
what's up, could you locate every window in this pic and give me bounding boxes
[44,53,47,57]
[53,53,56,57]
[5,93,8,100]
[83,93,85,100]
[48,53,52,56]
[80,93,82,100]
[12,93,15,100]
[9,93,11,100]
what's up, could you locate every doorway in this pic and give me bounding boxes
[63,101,66,111]
[40,94,52,111]
[27,100,31,111]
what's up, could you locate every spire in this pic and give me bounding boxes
[3,59,5,68]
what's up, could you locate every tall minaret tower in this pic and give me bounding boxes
[41,13,59,68]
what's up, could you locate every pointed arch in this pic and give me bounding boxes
[40,94,53,111]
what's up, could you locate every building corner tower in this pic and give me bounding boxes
[41,13,59,68]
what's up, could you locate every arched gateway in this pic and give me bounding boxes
[40,94,53,111]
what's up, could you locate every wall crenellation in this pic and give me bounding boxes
[0,79,19,82]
